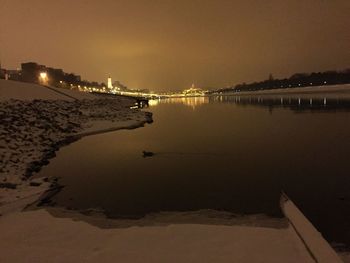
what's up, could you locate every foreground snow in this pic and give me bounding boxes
[0,209,313,263]
[0,80,152,214]
[1,204,346,262]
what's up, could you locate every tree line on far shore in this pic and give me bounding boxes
[216,69,350,94]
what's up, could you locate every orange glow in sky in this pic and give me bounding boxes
[0,0,349,91]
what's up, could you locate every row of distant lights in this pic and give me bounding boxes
[40,72,329,92]
[234,81,329,92]
[57,80,107,92]
[38,72,106,93]
[280,81,327,88]
[57,78,159,97]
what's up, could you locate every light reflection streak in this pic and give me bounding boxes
[158,97,209,109]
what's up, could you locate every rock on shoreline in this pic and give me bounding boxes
[0,95,152,213]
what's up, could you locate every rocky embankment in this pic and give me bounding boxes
[0,95,152,213]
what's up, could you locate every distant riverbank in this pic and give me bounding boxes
[220,84,350,98]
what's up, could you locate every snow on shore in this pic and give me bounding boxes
[0,80,152,214]
[0,209,314,263]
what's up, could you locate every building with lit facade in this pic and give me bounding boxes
[182,84,205,96]
[108,76,113,89]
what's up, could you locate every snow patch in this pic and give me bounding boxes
[0,80,152,215]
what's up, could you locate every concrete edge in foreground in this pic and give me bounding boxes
[281,192,343,262]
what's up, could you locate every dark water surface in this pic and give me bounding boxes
[39,96,350,248]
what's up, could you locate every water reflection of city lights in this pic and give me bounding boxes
[160,97,209,109]
[148,99,160,106]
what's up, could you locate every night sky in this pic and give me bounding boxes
[0,0,349,91]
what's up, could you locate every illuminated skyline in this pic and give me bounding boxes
[0,0,349,91]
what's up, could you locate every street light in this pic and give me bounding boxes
[39,72,48,85]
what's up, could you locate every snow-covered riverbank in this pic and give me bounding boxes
[0,80,152,215]
[222,84,350,98]
[0,209,313,263]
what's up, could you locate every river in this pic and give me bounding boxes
[37,95,350,249]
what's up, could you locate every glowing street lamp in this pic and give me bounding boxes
[39,72,48,85]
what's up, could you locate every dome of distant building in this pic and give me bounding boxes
[183,84,205,96]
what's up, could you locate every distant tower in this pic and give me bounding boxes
[108,76,113,89]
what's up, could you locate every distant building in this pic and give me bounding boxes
[183,84,205,96]
[0,60,22,80]
[21,62,45,83]
[0,68,6,79]
[0,61,4,79]
[64,73,81,85]
[21,62,82,86]
[6,69,22,81]
[47,67,64,85]
[113,80,127,91]
[4,61,105,92]
[108,76,113,89]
